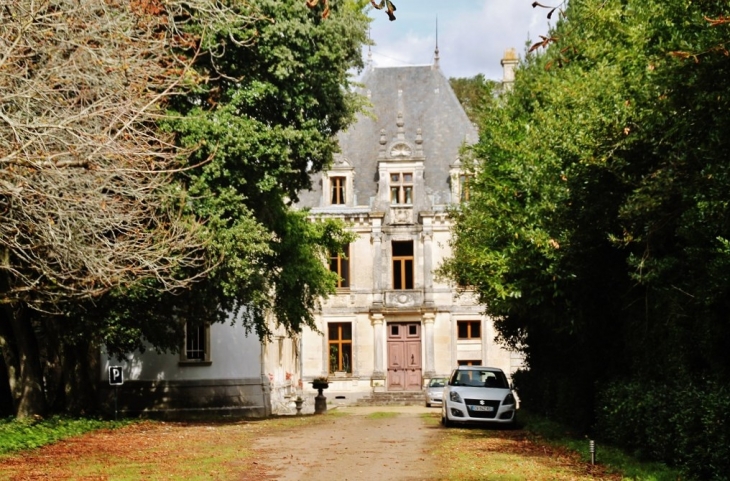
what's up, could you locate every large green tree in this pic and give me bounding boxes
[0,0,369,418]
[449,74,498,123]
[165,0,369,340]
[441,1,730,476]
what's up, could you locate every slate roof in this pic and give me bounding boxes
[297,62,478,210]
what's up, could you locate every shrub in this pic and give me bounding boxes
[0,416,131,454]
[595,379,730,480]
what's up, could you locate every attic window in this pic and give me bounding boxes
[390,173,413,205]
[460,174,472,202]
[330,176,345,205]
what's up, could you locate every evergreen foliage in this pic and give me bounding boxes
[448,74,498,123]
[81,0,369,355]
[441,1,730,478]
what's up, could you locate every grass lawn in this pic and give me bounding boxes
[426,409,683,481]
[0,414,330,480]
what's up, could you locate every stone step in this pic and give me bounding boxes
[353,390,425,406]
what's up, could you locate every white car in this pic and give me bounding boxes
[424,377,447,407]
[441,366,518,427]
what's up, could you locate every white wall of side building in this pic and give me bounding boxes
[99,317,301,418]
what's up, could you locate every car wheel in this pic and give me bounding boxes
[426,402,431,407]
[442,414,453,428]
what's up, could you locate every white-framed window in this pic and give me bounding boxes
[390,172,413,204]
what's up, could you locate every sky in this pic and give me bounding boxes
[365,0,554,81]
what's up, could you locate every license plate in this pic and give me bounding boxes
[469,405,494,412]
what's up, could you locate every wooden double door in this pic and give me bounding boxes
[387,322,422,391]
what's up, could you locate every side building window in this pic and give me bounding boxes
[330,176,346,205]
[392,240,414,289]
[457,320,481,339]
[181,321,211,364]
[328,323,352,373]
[390,173,413,204]
[329,244,350,289]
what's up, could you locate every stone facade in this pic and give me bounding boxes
[297,51,523,403]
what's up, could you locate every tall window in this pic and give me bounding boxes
[183,321,210,362]
[390,172,413,204]
[329,244,350,289]
[328,323,352,373]
[330,176,346,205]
[457,320,481,339]
[459,174,471,202]
[392,240,414,289]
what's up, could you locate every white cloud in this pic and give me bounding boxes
[367,0,554,80]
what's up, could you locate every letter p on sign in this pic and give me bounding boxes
[109,366,124,386]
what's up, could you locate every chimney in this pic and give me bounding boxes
[501,48,518,90]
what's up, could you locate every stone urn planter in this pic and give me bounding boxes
[294,397,304,416]
[311,379,329,414]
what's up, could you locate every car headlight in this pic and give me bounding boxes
[449,391,463,403]
[502,392,516,406]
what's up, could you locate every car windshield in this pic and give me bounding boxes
[449,369,509,388]
[428,378,446,388]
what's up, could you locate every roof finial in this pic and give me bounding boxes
[433,16,440,69]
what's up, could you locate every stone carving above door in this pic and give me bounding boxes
[384,290,423,308]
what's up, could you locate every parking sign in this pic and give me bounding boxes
[108,366,124,385]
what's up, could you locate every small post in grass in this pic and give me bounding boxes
[589,439,596,465]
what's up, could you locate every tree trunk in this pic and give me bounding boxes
[0,304,21,414]
[0,353,14,416]
[1,303,47,418]
[62,339,99,415]
[40,316,65,413]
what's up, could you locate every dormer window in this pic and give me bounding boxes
[390,173,413,204]
[324,157,354,207]
[460,174,472,202]
[330,177,346,205]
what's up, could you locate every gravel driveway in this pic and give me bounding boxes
[253,406,438,481]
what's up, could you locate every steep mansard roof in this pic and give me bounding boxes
[297,63,478,209]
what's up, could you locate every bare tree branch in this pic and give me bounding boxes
[0,0,255,311]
